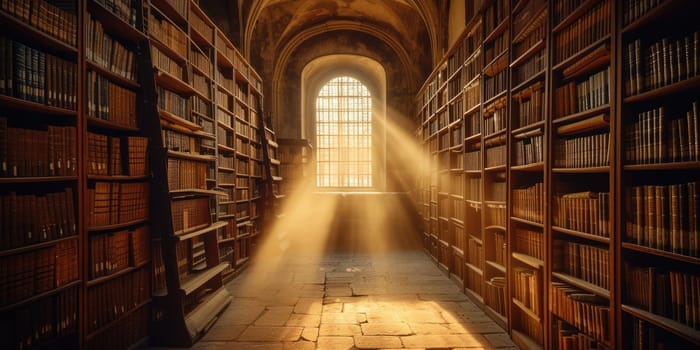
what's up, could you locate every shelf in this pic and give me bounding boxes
[552,0,599,33]
[464,286,484,304]
[621,242,700,265]
[464,101,481,117]
[485,260,506,273]
[552,225,610,244]
[170,188,227,198]
[0,235,78,258]
[484,225,506,231]
[551,166,610,174]
[0,175,78,184]
[87,60,140,89]
[167,150,215,162]
[159,110,203,131]
[0,10,78,56]
[511,39,545,68]
[179,262,229,296]
[624,75,700,104]
[465,262,483,276]
[511,69,546,93]
[553,104,610,127]
[151,0,187,27]
[551,272,609,298]
[87,116,140,132]
[623,161,700,171]
[149,36,187,64]
[88,218,148,232]
[184,287,232,339]
[510,162,544,172]
[87,175,149,181]
[483,303,508,328]
[85,299,151,341]
[512,252,543,269]
[621,304,700,345]
[511,330,543,350]
[175,221,228,241]
[512,2,548,43]
[86,261,150,288]
[484,17,509,44]
[0,279,81,313]
[0,94,77,116]
[622,0,684,34]
[553,35,611,72]
[510,217,544,228]
[484,165,507,172]
[155,70,194,95]
[512,298,541,323]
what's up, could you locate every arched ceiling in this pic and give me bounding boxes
[241,0,441,85]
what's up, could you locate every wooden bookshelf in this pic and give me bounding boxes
[415,1,699,349]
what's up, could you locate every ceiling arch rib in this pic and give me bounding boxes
[242,0,440,63]
[270,20,419,120]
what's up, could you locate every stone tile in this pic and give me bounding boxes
[360,323,412,336]
[238,326,304,342]
[322,302,344,313]
[256,308,294,326]
[316,336,355,350]
[321,312,367,324]
[325,287,353,297]
[283,341,316,350]
[483,333,516,347]
[319,324,363,336]
[216,343,283,350]
[301,327,319,341]
[418,293,469,302]
[201,324,246,341]
[216,305,266,326]
[398,310,446,323]
[286,314,321,327]
[401,334,489,348]
[353,335,402,349]
[294,298,324,315]
[408,323,454,335]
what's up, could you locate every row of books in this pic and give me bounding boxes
[625,181,699,257]
[0,120,77,177]
[554,0,611,63]
[94,0,137,27]
[87,182,149,228]
[513,9,546,58]
[512,311,543,348]
[191,47,211,78]
[484,31,509,67]
[512,182,544,223]
[489,230,507,266]
[170,196,210,234]
[553,131,610,168]
[464,53,481,84]
[467,237,484,270]
[483,102,507,136]
[513,268,540,315]
[484,276,507,316]
[85,304,149,350]
[555,67,610,118]
[623,0,665,26]
[163,129,195,153]
[513,85,544,129]
[466,110,481,138]
[88,134,147,176]
[190,7,213,43]
[467,178,482,201]
[0,188,76,249]
[152,45,184,81]
[167,157,208,190]
[486,203,506,227]
[625,32,699,96]
[557,240,610,290]
[89,230,129,279]
[161,0,187,19]
[553,191,611,237]
[0,0,77,46]
[192,71,211,100]
[86,15,137,81]
[466,266,484,296]
[487,180,506,202]
[157,86,188,120]
[512,49,545,86]
[87,71,137,128]
[513,228,543,261]
[1,287,78,349]
[551,282,610,343]
[624,102,699,164]
[485,143,506,168]
[87,267,149,332]
[0,239,78,307]
[630,317,694,350]
[512,0,545,43]
[625,265,700,330]
[553,0,588,25]
[147,10,187,59]
[555,320,605,350]
[0,36,77,109]
[192,94,213,118]
[513,133,543,166]
[484,69,508,102]
[216,170,233,184]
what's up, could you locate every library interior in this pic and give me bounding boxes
[0,0,699,349]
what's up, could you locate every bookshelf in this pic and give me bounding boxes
[278,138,312,195]
[142,0,233,346]
[415,0,699,349]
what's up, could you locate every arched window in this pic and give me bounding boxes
[316,76,372,188]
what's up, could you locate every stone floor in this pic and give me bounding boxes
[177,250,517,350]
